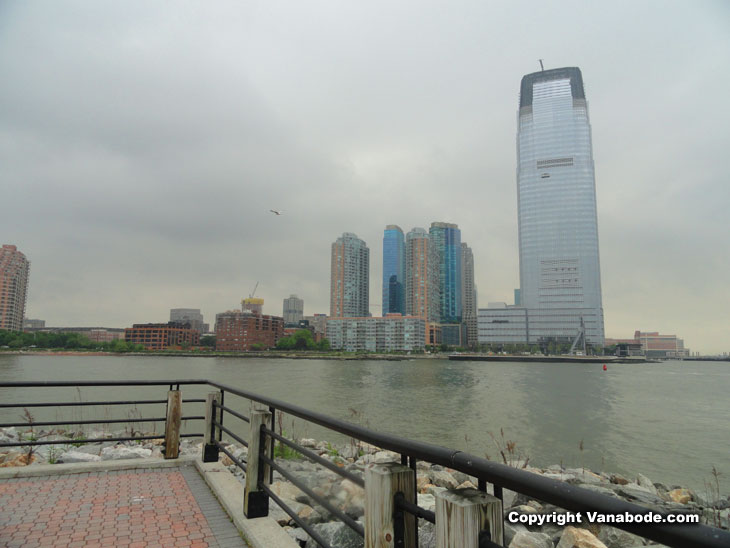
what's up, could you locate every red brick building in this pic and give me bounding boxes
[215,311,284,351]
[0,245,30,332]
[125,322,200,350]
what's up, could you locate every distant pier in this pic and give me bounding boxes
[448,354,651,364]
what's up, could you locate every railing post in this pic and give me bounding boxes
[435,488,503,547]
[164,389,182,459]
[202,392,220,462]
[244,402,272,518]
[365,462,416,548]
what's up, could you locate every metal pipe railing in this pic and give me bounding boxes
[2,379,728,548]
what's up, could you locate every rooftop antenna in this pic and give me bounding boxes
[539,59,545,71]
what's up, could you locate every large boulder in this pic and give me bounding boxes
[59,450,102,463]
[429,469,459,489]
[597,526,647,548]
[100,446,152,460]
[667,488,691,504]
[509,531,553,548]
[304,521,363,548]
[556,526,607,548]
[270,480,305,501]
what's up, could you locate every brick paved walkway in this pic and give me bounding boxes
[0,466,249,548]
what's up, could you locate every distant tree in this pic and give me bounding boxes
[200,335,216,347]
[250,342,266,351]
[276,329,316,351]
[317,338,331,351]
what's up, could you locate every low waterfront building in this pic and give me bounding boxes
[440,323,466,347]
[427,322,442,347]
[23,319,45,329]
[325,314,425,352]
[125,322,200,350]
[304,313,327,342]
[634,331,688,358]
[215,310,284,351]
[477,303,528,344]
[478,303,604,346]
[603,337,645,357]
[25,326,125,343]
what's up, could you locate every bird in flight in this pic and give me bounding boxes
[269,209,282,216]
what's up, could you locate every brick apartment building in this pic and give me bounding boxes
[124,322,200,350]
[0,245,30,332]
[215,311,284,351]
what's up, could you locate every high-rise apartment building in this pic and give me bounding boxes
[382,225,405,315]
[0,245,30,331]
[461,242,477,348]
[429,222,462,324]
[330,233,369,318]
[404,228,439,323]
[169,308,209,334]
[282,294,304,325]
[516,66,604,345]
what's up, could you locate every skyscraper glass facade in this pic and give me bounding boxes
[517,67,604,344]
[382,225,405,315]
[429,222,462,324]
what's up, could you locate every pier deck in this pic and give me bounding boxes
[0,459,250,548]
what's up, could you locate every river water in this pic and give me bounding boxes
[0,354,727,493]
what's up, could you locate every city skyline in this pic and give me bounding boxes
[1,2,728,353]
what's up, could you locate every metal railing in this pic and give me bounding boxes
[1,379,728,548]
[0,380,205,457]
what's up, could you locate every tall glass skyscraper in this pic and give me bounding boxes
[429,222,462,324]
[517,67,604,344]
[382,225,405,315]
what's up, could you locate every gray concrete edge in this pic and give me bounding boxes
[0,455,197,479]
[194,459,298,548]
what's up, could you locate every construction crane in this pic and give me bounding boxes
[249,281,259,299]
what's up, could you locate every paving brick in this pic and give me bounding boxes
[0,465,248,547]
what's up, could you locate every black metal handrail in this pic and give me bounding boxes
[2,379,728,548]
[206,379,729,548]
[0,380,206,449]
[0,399,205,408]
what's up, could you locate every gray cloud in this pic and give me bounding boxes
[1,1,728,352]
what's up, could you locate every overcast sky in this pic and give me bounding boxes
[1,1,728,353]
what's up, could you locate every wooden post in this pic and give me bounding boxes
[364,462,416,548]
[164,389,182,459]
[435,488,503,548]
[202,392,220,462]
[243,402,272,518]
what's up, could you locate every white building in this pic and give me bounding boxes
[326,315,425,352]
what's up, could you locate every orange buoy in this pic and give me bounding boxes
[603,364,607,371]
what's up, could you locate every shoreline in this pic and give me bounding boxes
[2,350,716,363]
[2,429,727,547]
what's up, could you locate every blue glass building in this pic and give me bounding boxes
[382,225,405,315]
[429,222,462,324]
